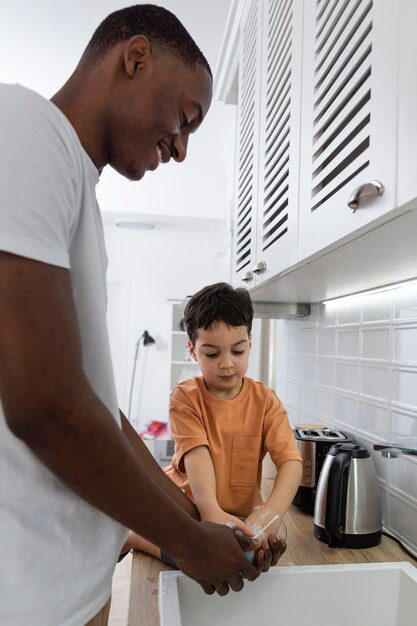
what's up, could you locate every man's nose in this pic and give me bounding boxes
[172,132,189,162]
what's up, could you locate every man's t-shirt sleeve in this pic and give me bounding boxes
[0,86,79,268]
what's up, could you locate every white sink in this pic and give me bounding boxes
[159,562,417,626]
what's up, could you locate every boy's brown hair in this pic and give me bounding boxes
[183,282,253,345]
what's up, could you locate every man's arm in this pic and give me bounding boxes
[120,411,199,519]
[0,252,260,595]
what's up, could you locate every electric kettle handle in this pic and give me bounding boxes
[325,450,351,546]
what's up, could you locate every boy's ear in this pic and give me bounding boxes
[188,340,197,361]
[249,334,252,349]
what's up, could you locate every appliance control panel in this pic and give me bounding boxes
[297,441,316,487]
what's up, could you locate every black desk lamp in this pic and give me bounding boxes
[127,330,156,422]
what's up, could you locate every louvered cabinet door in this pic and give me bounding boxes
[253,0,303,287]
[231,0,263,287]
[298,0,399,260]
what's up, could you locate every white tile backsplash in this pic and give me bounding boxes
[392,284,417,321]
[335,361,358,393]
[334,393,359,429]
[393,327,417,365]
[315,388,334,418]
[318,330,336,356]
[391,409,417,437]
[361,292,391,324]
[337,329,359,358]
[272,281,417,556]
[392,368,417,409]
[358,400,390,437]
[388,493,417,555]
[389,457,417,503]
[360,364,390,401]
[336,300,361,326]
[316,358,334,387]
[362,327,390,361]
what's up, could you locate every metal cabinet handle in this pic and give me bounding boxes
[347,180,384,212]
[252,261,267,275]
[241,271,253,283]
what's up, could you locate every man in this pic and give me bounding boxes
[0,5,281,625]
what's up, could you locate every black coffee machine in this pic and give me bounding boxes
[292,427,354,513]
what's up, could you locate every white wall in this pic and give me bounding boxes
[272,281,417,556]
[0,0,235,220]
[105,218,229,432]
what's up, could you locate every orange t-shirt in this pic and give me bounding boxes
[164,376,301,517]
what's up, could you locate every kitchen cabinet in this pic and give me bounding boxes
[218,0,417,303]
[169,301,199,392]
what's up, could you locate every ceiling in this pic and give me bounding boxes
[0,0,235,218]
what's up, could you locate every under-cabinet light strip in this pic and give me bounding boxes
[322,278,417,306]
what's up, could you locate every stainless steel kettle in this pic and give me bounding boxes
[313,442,382,548]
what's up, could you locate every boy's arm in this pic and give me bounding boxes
[184,446,251,532]
[264,459,302,516]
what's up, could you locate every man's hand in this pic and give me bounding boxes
[172,521,261,596]
[233,528,287,572]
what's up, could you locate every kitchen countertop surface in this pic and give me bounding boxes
[127,480,417,626]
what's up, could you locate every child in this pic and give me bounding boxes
[124,282,302,564]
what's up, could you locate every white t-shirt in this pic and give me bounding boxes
[0,84,127,625]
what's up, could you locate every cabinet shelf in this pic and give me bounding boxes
[170,301,201,390]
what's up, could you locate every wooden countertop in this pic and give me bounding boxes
[128,483,417,626]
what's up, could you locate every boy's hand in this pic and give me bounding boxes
[257,535,287,571]
[243,504,288,572]
[201,508,254,536]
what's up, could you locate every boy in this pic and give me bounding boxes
[126,282,302,564]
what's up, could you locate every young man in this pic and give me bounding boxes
[125,282,302,568]
[0,7,269,626]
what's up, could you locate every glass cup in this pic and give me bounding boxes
[243,505,287,561]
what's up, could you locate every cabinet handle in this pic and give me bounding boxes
[347,180,384,212]
[241,271,253,283]
[252,261,267,275]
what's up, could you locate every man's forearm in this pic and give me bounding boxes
[120,411,199,519]
[8,385,199,560]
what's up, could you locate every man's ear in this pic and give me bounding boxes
[188,340,197,361]
[124,35,152,78]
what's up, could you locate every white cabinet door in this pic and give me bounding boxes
[231,0,262,287]
[298,0,399,260]
[253,0,303,286]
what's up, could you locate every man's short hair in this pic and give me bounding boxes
[184,283,254,344]
[84,4,212,77]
